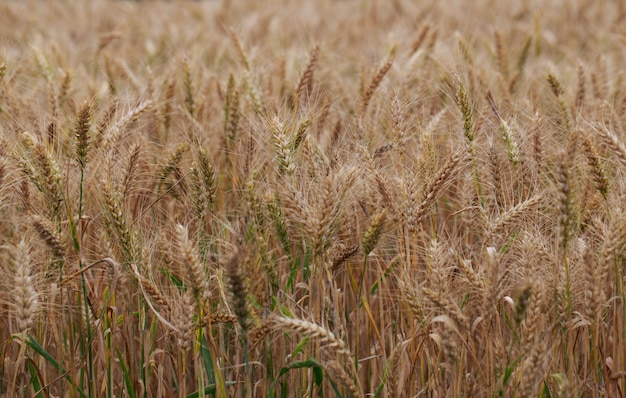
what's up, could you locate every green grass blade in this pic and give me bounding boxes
[116,349,136,398]
[268,359,325,398]
[26,358,48,398]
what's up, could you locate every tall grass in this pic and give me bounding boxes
[2,0,626,396]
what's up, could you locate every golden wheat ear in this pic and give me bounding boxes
[12,240,39,333]
[268,315,351,358]
[174,223,210,308]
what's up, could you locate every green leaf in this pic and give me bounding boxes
[117,349,136,398]
[293,336,310,357]
[23,334,87,398]
[200,334,216,387]
[186,382,236,398]
[540,381,552,398]
[268,359,325,397]
[26,358,48,398]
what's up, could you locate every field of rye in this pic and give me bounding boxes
[2,0,626,396]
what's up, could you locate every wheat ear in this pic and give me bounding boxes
[361,48,395,115]
[268,315,350,357]
[12,240,38,333]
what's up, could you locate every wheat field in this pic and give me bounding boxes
[1,0,626,396]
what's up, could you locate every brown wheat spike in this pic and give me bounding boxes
[292,119,312,151]
[268,315,350,357]
[424,28,439,57]
[249,320,272,347]
[20,132,64,215]
[158,143,188,191]
[455,34,473,66]
[600,212,626,288]
[583,244,603,320]
[580,133,608,198]
[331,244,360,271]
[196,148,217,205]
[557,151,572,251]
[0,156,6,187]
[457,256,483,289]
[422,286,469,332]
[374,171,396,215]
[398,279,425,322]
[521,280,544,349]
[312,175,338,255]
[386,340,407,398]
[517,338,549,396]
[58,70,71,108]
[575,64,586,113]
[548,74,572,131]
[591,72,603,100]
[122,141,142,201]
[294,44,320,105]
[102,179,135,264]
[597,127,626,168]
[137,272,172,315]
[547,74,564,97]
[412,152,468,224]
[182,58,195,116]
[513,283,533,326]
[456,79,474,147]
[361,48,396,115]
[175,224,210,308]
[488,141,504,208]
[12,240,39,333]
[361,211,385,256]
[325,361,362,398]
[272,116,296,175]
[410,25,431,56]
[174,290,196,352]
[46,79,57,147]
[31,215,65,260]
[102,100,154,152]
[225,249,251,334]
[206,312,238,326]
[485,89,501,120]
[530,117,543,178]
[481,247,501,322]
[438,320,459,365]
[224,73,240,145]
[96,100,118,144]
[74,101,92,170]
[161,80,175,138]
[229,28,250,71]
[267,195,291,255]
[487,194,542,242]
[516,34,532,72]
[500,120,520,167]
[103,55,118,94]
[494,30,508,79]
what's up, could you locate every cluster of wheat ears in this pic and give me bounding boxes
[1,0,626,397]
